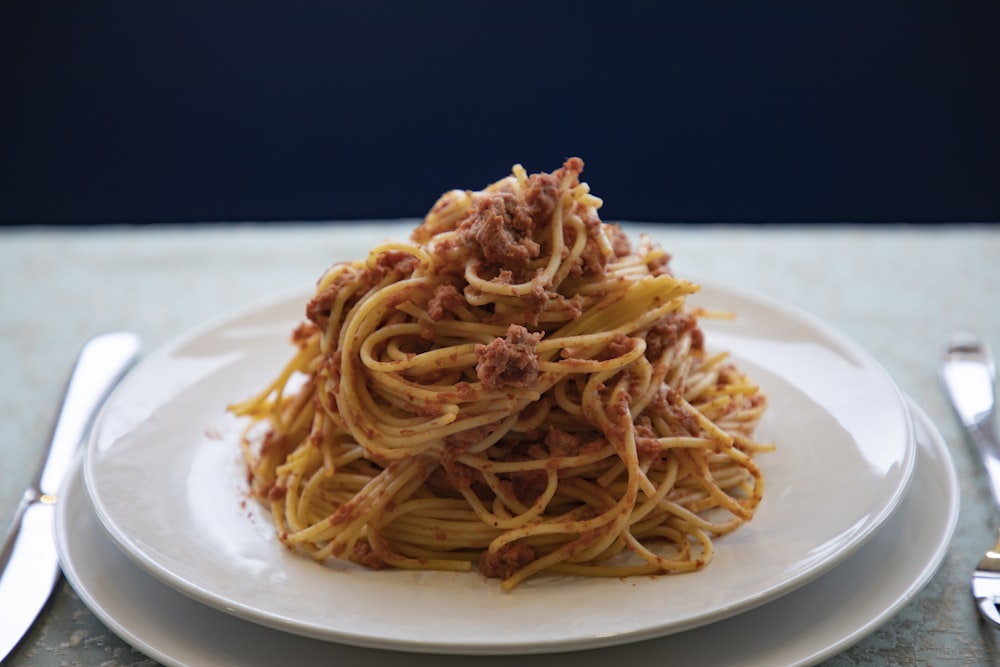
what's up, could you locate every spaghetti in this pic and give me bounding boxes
[229,158,771,590]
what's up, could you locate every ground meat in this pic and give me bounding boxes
[634,417,662,459]
[560,294,585,320]
[308,252,418,329]
[521,169,561,228]
[322,353,342,395]
[352,541,386,570]
[479,542,537,580]
[598,332,636,361]
[372,249,420,279]
[644,312,703,361]
[444,422,495,454]
[561,215,610,279]
[647,249,673,277]
[607,224,633,257]
[610,379,631,423]
[427,283,465,321]
[438,458,480,492]
[457,192,540,270]
[654,387,702,436]
[475,324,543,390]
[512,282,550,327]
[259,429,289,463]
[306,283,340,330]
[306,268,364,329]
[501,469,549,504]
[578,208,611,276]
[544,427,583,456]
[290,321,318,347]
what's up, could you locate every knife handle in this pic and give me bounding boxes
[37,331,142,497]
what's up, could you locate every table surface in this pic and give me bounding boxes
[2,221,999,666]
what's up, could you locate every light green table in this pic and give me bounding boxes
[2,222,999,666]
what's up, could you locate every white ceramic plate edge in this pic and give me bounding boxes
[55,397,956,667]
[81,278,917,654]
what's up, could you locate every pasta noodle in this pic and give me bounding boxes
[229,158,771,590]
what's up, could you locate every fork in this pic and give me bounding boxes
[940,332,1000,627]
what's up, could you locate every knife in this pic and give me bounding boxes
[0,331,141,661]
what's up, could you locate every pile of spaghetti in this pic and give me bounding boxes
[230,158,771,590]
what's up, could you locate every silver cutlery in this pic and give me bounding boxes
[940,331,1000,628]
[0,331,141,660]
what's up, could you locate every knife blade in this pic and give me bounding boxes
[0,331,141,661]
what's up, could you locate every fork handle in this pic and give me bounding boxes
[965,418,1000,509]
[941,333,1000,508]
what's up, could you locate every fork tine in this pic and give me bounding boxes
[979,597,1000,629]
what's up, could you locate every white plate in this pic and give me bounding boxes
[60,399,954,667]
[83,270,915,654]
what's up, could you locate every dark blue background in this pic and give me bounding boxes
[2,1,998,224]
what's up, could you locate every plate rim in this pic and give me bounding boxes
[82,276,916,654]
[59,397,953,666]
